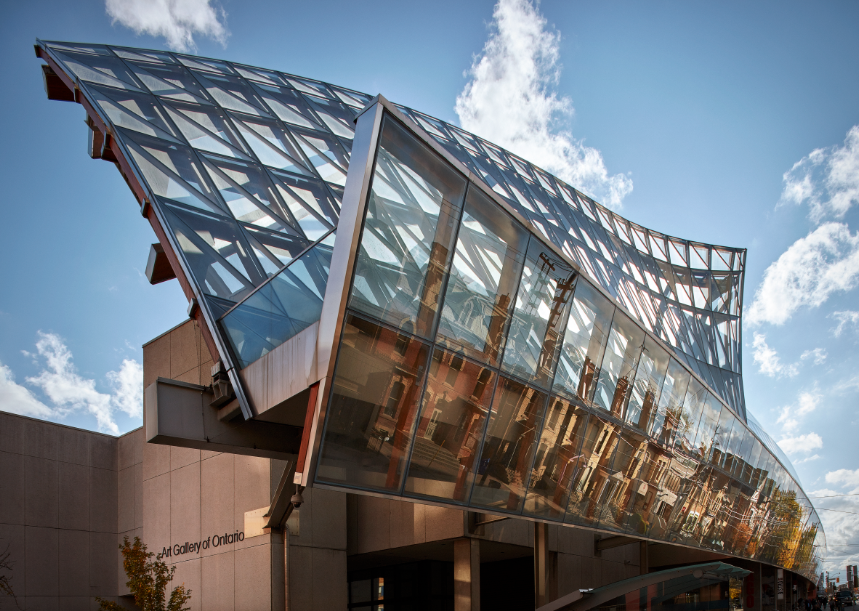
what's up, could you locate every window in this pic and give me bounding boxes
[349,116,467,338]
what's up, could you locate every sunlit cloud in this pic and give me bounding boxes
[0,332,143,434]
[455,0,632,210]
[777,431,822,456]
[780,125,859,222]
[776,391,820,434]
[746,222,859,326]
[0,363,53,419]
[751,333,798,377]
[105,0,228,53]
[832,310,859,336]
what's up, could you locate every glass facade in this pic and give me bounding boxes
[39,40,822,580]
[311,111,822,580]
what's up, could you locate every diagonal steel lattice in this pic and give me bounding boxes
[35,40,748,420]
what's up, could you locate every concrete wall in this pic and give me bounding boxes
[0,411,126,611]
[140,441,285,611]
[142,319,214,389]
[286,487,348,610]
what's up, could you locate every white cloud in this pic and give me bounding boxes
[751,333,798,377]
[780,125,859,222]
[0,363,53,418]
[794,453,820,465]
[455,0,632,210]
[835,374,859,394]
[812,480,859,573]
[825,468,859,492]
[2,332,145,434]
[105,0,228,53]
[832,310,859,336]
[776,391,821,434]
[107,359,143,418]
[777,431,823,455]
[799,347,827,365]
[26,332,117,434]
[746,222,859,326]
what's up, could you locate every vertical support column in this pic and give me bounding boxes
[535,522,550,608]
[454,538,480,611]
[640,541,649,575]
[778,569,785,611]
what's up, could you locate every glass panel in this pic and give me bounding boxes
[161,202,261,299]
[403,350,496,503]
[317,313,430,492]
[743,440,764,485]
[220,235,333,368]
[164,102,249,158]
[604,428,651,535]
[124,133,225,216]
[565,414,623,528]
[711,407,737,469]
[435,187,528,366]
[193,71,272,117]
[469,377,547,513]
[349,116,467,338]
[54,50,143,90]
[625,336,670,432]
[553,281,615,403]
[691,393,722,462]
[672,379,706,456]
[243,226,312,274]
[592,310,645,418]
[290,127,350,185]
[500,237,577,388]
[127,61,211,103]
[231,115,313,176]
[90,85,179,142]
[201,156,298,235]
[637,444,675,541]
[732,427,755,479]
[254,84,322,129]
[523,398,590,520]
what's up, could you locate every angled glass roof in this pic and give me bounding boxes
[36,39,746,419]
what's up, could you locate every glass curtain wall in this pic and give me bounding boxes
[314,110,821,575]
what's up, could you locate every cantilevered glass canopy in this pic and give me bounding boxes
[36,40,822,581]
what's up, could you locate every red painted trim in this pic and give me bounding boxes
[295,382,320,475]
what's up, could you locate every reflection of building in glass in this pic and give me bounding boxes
[34,39,823,607]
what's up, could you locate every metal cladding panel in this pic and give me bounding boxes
[37,41,821,580]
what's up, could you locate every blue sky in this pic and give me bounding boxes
[1,0,857,572]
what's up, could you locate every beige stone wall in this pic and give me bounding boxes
[346,494,465,556]
[142,319,214,389]
[286,487,348,610]
[139,440,283,611]
[0,411,126,610]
